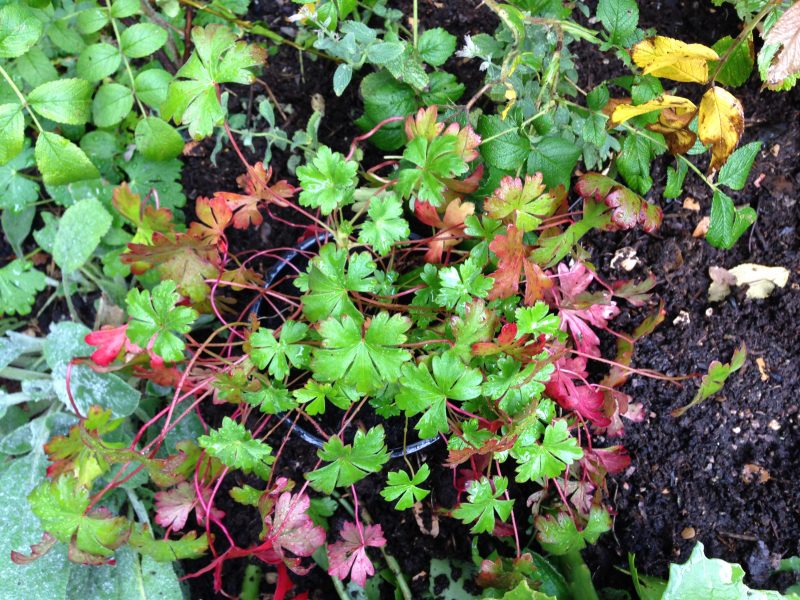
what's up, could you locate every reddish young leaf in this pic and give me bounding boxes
[405,106,445,141]
[112,182,174,244]
[188,196,232,248]
[11,533,58,564]
[471,323,545,362]
[85,325,131,366]
[217,163,295,229]
[446,434,517,467]
[265,492,326,562]
[155,482,196,531]
[487,224,552,303]
[327,521,386,587]
[545,355,610,427]
[485,174,558,232]
[415,198,475,263]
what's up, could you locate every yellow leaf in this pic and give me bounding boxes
[697,86,744,173]
[610,94,696,126]
[763,2,800,90]
[632,36,719,83]
[647,107,697,155]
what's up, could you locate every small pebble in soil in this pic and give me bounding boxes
[672,310,691,326]
[611,246,639,271]
[681,527,696,540]
[768,419,781,431]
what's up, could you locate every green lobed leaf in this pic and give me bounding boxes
[297,146,358,215]
[126,280,198,363]
[380,464,431,510]
[248,321,310,380]
[306,426,390,494]
[0,259,46,316]
[198,416,274,474]
[357,193,410,255]
[513,419,583,482]
[52,198,112,274]
[452,476,514,534]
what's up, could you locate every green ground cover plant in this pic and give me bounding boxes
[1,0,799,598]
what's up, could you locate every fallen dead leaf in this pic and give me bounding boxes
[708,266,737,302]
[741,463,770,484]
[412,502,439,537]
[763,2,800,90]
[683,196,701,211]
[728,263,790,299]
[770,143,781,157]
[693,216,710,237]
[756,357,769,381]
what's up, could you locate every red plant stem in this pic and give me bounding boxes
[446,401,493,426]
[64,360,85,419]
[495,461,521,558]
[345,116,404,161]
[351,484,364,540]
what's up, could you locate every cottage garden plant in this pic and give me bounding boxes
[1,0,799,598]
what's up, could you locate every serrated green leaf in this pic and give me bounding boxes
[198,416,274,474]
[357,193,409,255]
[452,476,514,534]
[126,280,198,362]
[28,79,92,125]
[515,301,560,337]
[306,426,390,494]
[418,27,457,66]
[0,259,45,316]
[366,41,405,65]
[76,7,109,34]
[711,35,754,88]
[312,312,412,394]
[333,63,352,96]
[706,190,756,249]
[355,71,417,151]
[513,419,583,482]
[76,43,122,82]
[15,47,59,88]
[0,4,43,58]
[134,68,173,109]
[664,160,688,199]
[120,23,167,58]
[135,117,184,161]
[380,464,430,510]
[397,351,482,438]
[527,136,582,189]
[110,0,141,18]
[436,257,494,311]
[597,0,639,46]
[297,146,358,215]
[52,198,112,273]
[92,82,134,128]
[478,114,530,171]
[717,141,761,191]
[34,132,99,186]
[248,321,309,380]
[0,103,24,165]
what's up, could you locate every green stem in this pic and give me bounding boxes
[0,64,44,132]
[0,366,50,381]
[239,564,262,600]
[710,0,781,84]
[104,0,147,117]
[412,0,418,49]
[557,550,600,600]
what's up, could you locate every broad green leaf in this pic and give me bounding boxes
[615,133,657,194]
[312,312,412,394]
[597,0,639,46]
[332,63,352,96]
[513,419,583,482]
[135,117,184,161]
[93,83,134,128]
[2,204,34,256]
[47,20,86,54]
[0,4,43,58]
[418,27,457,66]
[126,280,198,363]
[717,141,761,191]
[536,506,611,555]
[15,47,59,87]
[52,198,112,273]
[452,476,514,534]
[380,464,431,510]
[134,69,173,108]
[297,146,358,215]
[0,259,45,316]
[306,426,390,494]
[663,160,688,199]
[663,543,789,599]
[76,7,109,34]
[355,71,417,150]
[28,79,92,125]
[0,103,24,165]
[366,41,405,65]
[120,23,168,58]
[1,453,72,599]
[711,35,755,88]
[248,321,310,380]
[527,136,582,189]
[478,114,530,171]
[34,132,99,186]
[110,0,141,18]
[357,193,410,255]
[706,190,756,249]
[198,417,274,474]
[76,43,122,82]
[396,351,482,439]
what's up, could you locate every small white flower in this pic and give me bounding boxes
[455,34,479,59]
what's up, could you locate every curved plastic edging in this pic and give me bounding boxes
[254,233,440,459]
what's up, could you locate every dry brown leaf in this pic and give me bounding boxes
[708,266,737,302]
[698,86,744,173]
[755,357,769,381]
[763,2,800,89]
[741,463,770,485]
[728,263,790,299]
[693,216,710,237]
[631,36,719,83]
[683,197,700,211]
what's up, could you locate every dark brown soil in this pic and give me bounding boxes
[178,0,800,597]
